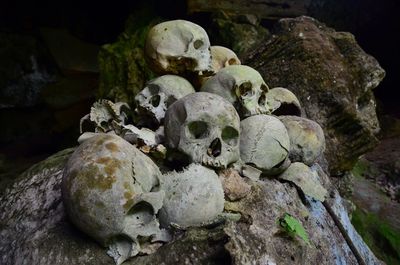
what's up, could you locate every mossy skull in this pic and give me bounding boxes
[62,134,166,264]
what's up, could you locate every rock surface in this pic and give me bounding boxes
[0,148,381,264]
[244,16,385,175]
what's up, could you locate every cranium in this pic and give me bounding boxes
[164,92,240,168]
[240,114,290,175]
[159,164,224,228]
[265,87,302,116]
[279,116,325,165]
[200,65,269,118]
[197,46,241,87]
[134,75,195,129]
[62,134,167,264]
[210,46,241,73]
[145,20,212,75]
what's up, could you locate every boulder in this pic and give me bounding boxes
[244,16,385,175]
[0,148,381,264]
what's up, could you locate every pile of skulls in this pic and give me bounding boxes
[62,20,327,265]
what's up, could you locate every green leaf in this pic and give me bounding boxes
[278,213,310,245]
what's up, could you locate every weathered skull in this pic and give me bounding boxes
[200,65,269,118]
[265,87,302,116]
[145,20,212,75]
[279,116,325,165]
[210,46,241,73]
[240,114,290,175]
[159,164,224,228]
[62,134,166,264]
[134,75,195,129]
[164,92,240,168]
[196,46,241,87]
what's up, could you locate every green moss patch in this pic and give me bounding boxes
[351,207,400,265]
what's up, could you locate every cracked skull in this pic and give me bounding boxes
[134,75,195,128]
[62,134,166,264]
[164,92,240,168]
[145,20,212,75]
[240,114,290,174]
[200,65,269,118]
[159,164,224,228]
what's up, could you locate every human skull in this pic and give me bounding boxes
[62,134,166,264]
[265,87,302,116]
[240,114,290,174]
[200,65,269,118]
[159,164,224,228]
[164,92,240,168]
[145,20,212,75]
[210,46,241,72]
[134,75,195,129]
[197,46,241,87]
[279,116,325,165]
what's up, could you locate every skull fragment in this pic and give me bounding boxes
[240,114,290,174]
[164,92,240,168]
[134,75,195,129]
[145,20,212,75]
[200,65,270,118]
[279,116,325,165]
[159,164,224,228]
[62,134,166,264]
[265,87,302,116]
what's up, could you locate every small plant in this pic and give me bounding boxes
[278,213,310,245]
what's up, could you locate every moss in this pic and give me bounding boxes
[351,207,400,265]
[97,6,160,106]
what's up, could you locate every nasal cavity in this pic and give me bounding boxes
[208,138,222,157]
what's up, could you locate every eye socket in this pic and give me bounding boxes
[261,84,269,92]
[258,94,266,105]
[193,39,204,49]
[221,126,239,146]
[187,121,209,139]
[150,95,161,107]
[228,58,238,65]
[239,82,253,97]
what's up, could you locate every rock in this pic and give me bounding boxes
[244,16,385,175]
[219,168,251,201]
[0,148,382,264]
[97,10,158,106]
[0,32,57,108]
[209,12,270,57]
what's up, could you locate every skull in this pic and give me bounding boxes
[134,75,195,129]
[265,87,302,116]
[200,65,269,118]
[159,164,224,228]
[62,134,166,264]
[210,46,241,73]
[197,46,241,87]
[240,114,290,175]
[145,20,212,75]
[279,116,325,165]
[164,92,240,168]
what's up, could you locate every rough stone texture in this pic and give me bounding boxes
[0,148,382,265]
[219,168,251,201]
[209,13,271,57]
[244,16,385,175]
